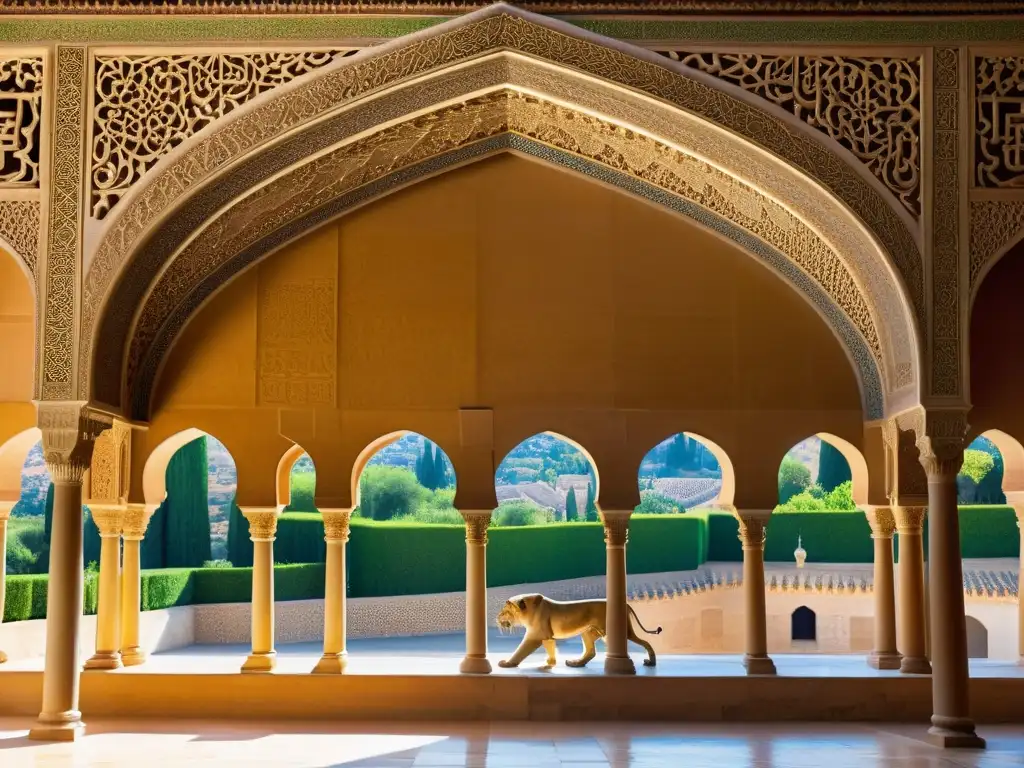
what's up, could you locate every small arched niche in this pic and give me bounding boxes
[351,431,457,524]
[495,432,598,526]
[964,616,989,659]
[791,606,817,643]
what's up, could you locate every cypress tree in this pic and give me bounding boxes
[585,480,599,522]
[432,444,447,489]
[163,437,213,567]
[565,486,578,522]
[83,508,102,568]
[226,499,252,567]
[35,482,55,573]
[817,440,852,493]
[421,442,436,490]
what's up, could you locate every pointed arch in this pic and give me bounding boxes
[351,431,456,511]
[276,443,313,510]
[82,5,920,423]
[816,432,869,506]
[0,427,41,503]
[979,429,1024,496]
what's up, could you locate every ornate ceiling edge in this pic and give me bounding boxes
[7,16,1024,44]
[968,200,1024,304]
[131,134,884,422]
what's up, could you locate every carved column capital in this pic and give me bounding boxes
[89,504,126,538]
[864,506,897,539]
[736,510,771,551]
[321,508,352,543]
[38,402,112,485]
[600,510,631,548]
[460,510,492,545]
[122,503,156,541]
[242,508,281,543]
[912,407,968,479]
[894,505,927,534]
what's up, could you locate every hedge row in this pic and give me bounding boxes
[3,572,99,624]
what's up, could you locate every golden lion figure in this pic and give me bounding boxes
[495,592,662,669]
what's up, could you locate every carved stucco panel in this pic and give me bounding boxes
[969,200,1024,293]
[0,199,40,276]
[0,57,43,188]
[975,55,1024,189]
[81,10,924,406]
[123,91,885,420]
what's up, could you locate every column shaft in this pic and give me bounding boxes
[738,512,776,675]
[85,507,124,670]
[865,508,900,670]
[314,510,351,674]
[895,506,930,674]
[120,504,153,666]
[602,511,635,675]
[925,466,983,748]
[0,505,10,665]
[30,480,86,741]
[241,509,279,673]
[460,510,492,674]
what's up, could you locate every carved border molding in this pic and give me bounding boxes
[0,199,40,276]
[40,46,87,402]
[929,48,962,399]
[124,99,884,421]
[659,50,922,217]
[968,200,1024,296]
[80,9,922,413]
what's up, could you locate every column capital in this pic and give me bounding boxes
[904,407,969,480]
[89,504,126,538]
[241,507,281,542]
[864,506,897,539]
[321,508,352,543]
[894,505,927,533]
[37,402,112,485]
[735,510,771,551]
[460,510,491,545]
[121,503,156,541]
[600,509,631,548]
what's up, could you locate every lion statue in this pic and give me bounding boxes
[495,592,662,669]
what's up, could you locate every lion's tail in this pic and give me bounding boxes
[627,604,662,635]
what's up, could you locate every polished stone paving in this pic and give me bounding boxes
[0,719,1021,767]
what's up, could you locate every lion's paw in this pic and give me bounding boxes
[565,659,587,668]
[643,659,656,667]
[498,659,516,668]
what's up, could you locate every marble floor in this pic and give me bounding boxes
[0,719,1021,768]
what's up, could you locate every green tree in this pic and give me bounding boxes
[360,465,427,521]
[973,439,1006,504]
[416,441,437,490]
[957,448,996,504]
[226,500,252,567]
[432,444,448,489]
[817,440,852,492]
[635,491,677,514]
[565,486,578,521]
[35,481,55,573]
[160,437,213,568]
[778,456,812,504]
[585,479,599,522]
[493,501,552,527]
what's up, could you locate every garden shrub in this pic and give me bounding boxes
[957,505,1020,558]
[489,523,606,586]
[3,572,98,621]
[141,568,195,611]
[275,512,326,564]
[492,501,554,527]
[764,511,873,563]
[348,519,465,597]
[627,515,704,573]
[704,511,742,562]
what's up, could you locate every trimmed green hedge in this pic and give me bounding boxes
[766,511,874,563]
[957,505,1020,558]
[3,572,99,623]
[275,512,326,565]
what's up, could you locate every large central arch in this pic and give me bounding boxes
[81,4,921,421]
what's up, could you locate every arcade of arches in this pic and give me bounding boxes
[0,1,1023,751]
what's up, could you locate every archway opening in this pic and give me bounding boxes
[495,432,597,526]
[791,606,817,642]
[636,432,727,513]
[2,437,52,576]
[964,616,989,659]
[143,431,237,568]
[352,432,457,524]
[777,436,860,511]
[957,434,1005,505]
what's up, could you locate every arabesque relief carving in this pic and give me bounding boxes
[122,90,886,419]
[0,57,43,187]
[0,200,40,275]
[661,51,921,215]
[976,55,1024,188]
[82,10,923,413]
[969,200,1024,290]
[90,50,354,219]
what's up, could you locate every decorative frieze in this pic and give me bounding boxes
[90,50,354,219]
[975,55,1024,188]
[0,57,43,188]
[661,50,922,216]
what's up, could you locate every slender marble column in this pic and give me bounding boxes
[894,505,931,674]
[30,462,89,741]
[120,504,154,666]
[314,509,352,674]
[460,510,493,674]
[864,507,901,670]
[602,510,635,675]
[737,511,776,675]
[0,501,12,664]
[84,506,125,670]
[241,508,280,673]
[921,447,984,748]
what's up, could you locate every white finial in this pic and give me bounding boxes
[794,535,807,569]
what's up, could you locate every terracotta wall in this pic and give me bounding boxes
[147,155,863,509]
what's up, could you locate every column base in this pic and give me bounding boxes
[312,652,349,675]
[29,714,85,742]
[121,647,147,667]
[899,656,932,675]
[459,655,492,675]
[743,654,777,675]
[604,654,636,675]
[928,717,986,749]
[84,651,123,671]
[867,651,902,670]
[241,651,277,674]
